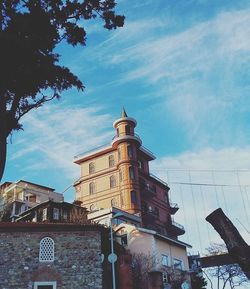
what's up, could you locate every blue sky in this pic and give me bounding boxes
[3,0,250,269]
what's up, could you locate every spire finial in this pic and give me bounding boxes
[121,107,128,118]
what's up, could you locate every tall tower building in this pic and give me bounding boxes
[74,109,184,239]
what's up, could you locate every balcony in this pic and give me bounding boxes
[166,218,185,236]
[111,132,142,147]
[169,202,179,214]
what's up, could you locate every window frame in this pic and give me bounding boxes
[89,182,95,194]
[34,281,57,289]
[131,190,137,204]
[89,162,95,174]
[161,254,169,267]
[53,208,60,220]
[129,166,135,180]
[173,258,183,270]
[110,175,116,188]
[39,237,55,263]
[109,155,115,167]
[127,145,133,158]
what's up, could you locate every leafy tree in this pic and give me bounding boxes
[0,0,124,181]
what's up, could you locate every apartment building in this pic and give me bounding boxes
[0,180,63,221]
[74,109,184,240]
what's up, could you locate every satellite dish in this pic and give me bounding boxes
[100,254,105,263]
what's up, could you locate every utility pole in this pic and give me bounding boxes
[206,208,250,280]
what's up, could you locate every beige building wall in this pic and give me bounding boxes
[122,225,189,271]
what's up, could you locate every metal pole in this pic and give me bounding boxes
[110,219,116,289]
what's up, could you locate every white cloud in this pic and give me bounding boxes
[9,104,113,183]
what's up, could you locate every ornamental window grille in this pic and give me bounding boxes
[109,155,115,167]
[39,237,54,262]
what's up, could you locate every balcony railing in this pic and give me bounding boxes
[169,202,179,214]
[166,218,185,236]
[74,143,110,160]
[171,219,185,231]
[112,132,141,140]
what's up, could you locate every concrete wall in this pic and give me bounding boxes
[0,228,103,289]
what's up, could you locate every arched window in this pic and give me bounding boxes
[89,162,95,174]
[129,166,135,180]
[109,155,115,167]
[110,175,116,188]
[131,191,137,204]
[39,237,54,262]
[89,182,95,194]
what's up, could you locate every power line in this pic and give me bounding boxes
[153,168,250,173]
[169,181,250,187]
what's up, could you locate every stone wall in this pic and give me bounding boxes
[0,224,103,289]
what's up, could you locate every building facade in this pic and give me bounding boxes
[74,109,184,240]
[74,110,191,288]
[0,180,63,221]
[16,200,89,224]
[0,222,105,289]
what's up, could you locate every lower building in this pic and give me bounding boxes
[0,222,106,289]
[88,207,192,289]
[0,180,63,221]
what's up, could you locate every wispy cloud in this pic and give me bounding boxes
[8,104,113,188]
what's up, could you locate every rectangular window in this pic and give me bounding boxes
[42,208,47,221]
[53,208,60,220]
[173,258,183,270]
[131,191,137,204]
[34,281,56,289]
[129,167,135,180]
[127,145,133,158]
[162,254,169,266]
